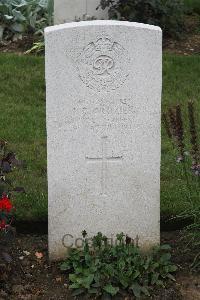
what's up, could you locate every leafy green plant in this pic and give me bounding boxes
[98,0,185,38]
[0,0,53,41]
[60,231,177,298]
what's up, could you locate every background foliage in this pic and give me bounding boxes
[184,0,200,14]
[99,0,185,37]
[0,0,53,40]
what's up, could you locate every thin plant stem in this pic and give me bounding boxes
[182,161,193,207]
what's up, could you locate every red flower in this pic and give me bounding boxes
[0,219,6,229]
[0,194,13,212]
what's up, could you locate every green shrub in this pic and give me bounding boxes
[184,0,200,14]
[61,231,177,298]
[0,0,53,41]
[99,0,185,38]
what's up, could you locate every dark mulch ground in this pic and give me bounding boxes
[164,33,200,56]
[0,232,69,300]
[0,230,199,300]
[163,14,200,56]
[0,35,37,54]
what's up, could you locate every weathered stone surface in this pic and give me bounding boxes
[54,0,108,24]
[45,20,162,260]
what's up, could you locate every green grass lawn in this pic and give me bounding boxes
[0,53,200,221]
[0,54,46,220]
[162,55,200,216]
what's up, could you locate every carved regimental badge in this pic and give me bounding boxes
[77,37,130,92]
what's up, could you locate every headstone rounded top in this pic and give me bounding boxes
[45,20,162,34]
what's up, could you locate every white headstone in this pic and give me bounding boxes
[45,20,162,260]
[54,0,108,24]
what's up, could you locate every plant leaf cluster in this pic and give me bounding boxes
[0,0,53,41]
[60,232,177,298]
[0,140,25,197]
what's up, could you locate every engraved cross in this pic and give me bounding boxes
[86,136,123,195]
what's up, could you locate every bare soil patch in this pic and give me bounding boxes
[161,232,200,300]
[164,33,200,56]
[163,14,200,55]
[0,35,37,54]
